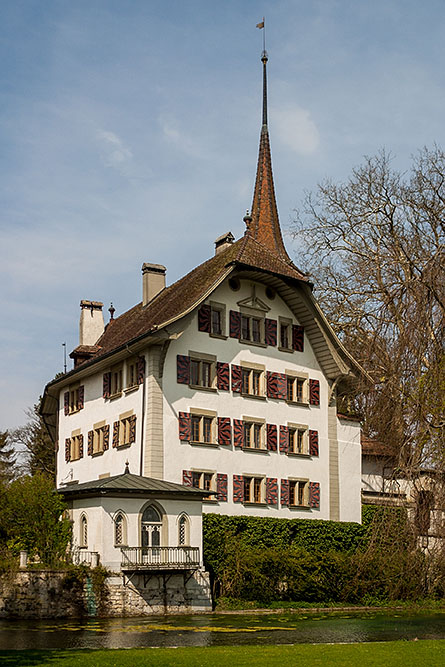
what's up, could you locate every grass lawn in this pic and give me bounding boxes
[0,640,444,667]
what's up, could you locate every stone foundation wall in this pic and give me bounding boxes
[0,568,212,619]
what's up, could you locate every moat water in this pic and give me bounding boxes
[1,610,445,649]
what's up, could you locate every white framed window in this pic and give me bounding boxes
[110,363,123,397]
[286,374,308,403]
[114,512,127,546]
[279,318,292,351]
[241,366,264,397]
[243,476,265,503]
[289,479,309,507]
[210,301,226,337]
[243,420,265,450]
[126,358,138,389]
[79,514,88,548]
[190,412,216,444]
[288,425,308,455]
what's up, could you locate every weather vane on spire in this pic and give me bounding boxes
[256,17,268,127]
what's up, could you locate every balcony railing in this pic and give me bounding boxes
[120,546,200,570]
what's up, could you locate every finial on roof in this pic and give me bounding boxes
[249,30,290,262]
[108,302,115,321]
[243,210,252,232]
[124,460,130,474]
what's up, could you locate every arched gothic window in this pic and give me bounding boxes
[178,514,189,546]
[141,505,162,547]
[80,515,88,548]
[114,512,127,546]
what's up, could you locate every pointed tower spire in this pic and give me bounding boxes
[249,47,289,261]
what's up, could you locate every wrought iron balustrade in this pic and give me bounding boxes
[120,546,200,570]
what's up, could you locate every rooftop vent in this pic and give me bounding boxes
[214,231,234,255]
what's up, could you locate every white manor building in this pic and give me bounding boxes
[41,52,367,596]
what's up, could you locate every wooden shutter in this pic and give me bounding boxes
[129,415,137,443]
[216,473,228,502]
[112,421,119,448]
[266,371,278,398]
[64,392,69,416]
[279,425,289,454]
[229,310,241,338]
[265,318,277,346]
[231,364,242,393]
[217,417,231,446]
[266,478,278,505]
[309,482,320,509]
[178,412,191,441]
[280,479,290,507]
[78,434,84,458]
[266,423,277,451]
[309,429,319,456]
[182,470,193,486]
[176,355,190,384]
[233,419,244,448]
[78,385,84,410]
[87,430,93,456]
[276,373,287,400]
[292,325,304,352]
[233,474,244,503]
[216,362,230,390]
[309,379,320,405]
[103,372,111,399]
[137,356,145,384]
[65,438,71,462]
[103,424,110,451]
[198,304,211,332]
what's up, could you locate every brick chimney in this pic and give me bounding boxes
[79,300,104,346]
[142,263,166,306]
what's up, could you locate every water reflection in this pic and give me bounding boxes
[0,611,444,650]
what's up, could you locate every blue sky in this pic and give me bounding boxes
[2,0,445,429]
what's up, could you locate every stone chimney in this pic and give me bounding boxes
[79,300,105,346]
[214,231,234,255]
[142,263,166,306]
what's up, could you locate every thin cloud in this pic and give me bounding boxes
[272,105,320,156]
[97,130,133,169]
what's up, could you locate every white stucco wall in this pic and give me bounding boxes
[163,278,334,520]
[70,496,203,571]
[337,417,361,522]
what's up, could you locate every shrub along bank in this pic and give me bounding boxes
[203,506,445,604]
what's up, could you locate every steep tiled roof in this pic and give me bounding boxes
[361,434,396,458]
[84,233,308,363]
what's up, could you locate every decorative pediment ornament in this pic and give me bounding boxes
[237,285,270,312]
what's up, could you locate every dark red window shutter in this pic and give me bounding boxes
[292,325,304,352]
[103,372,111,399]
[216,473,228,502]
[176,355,190,384]
[65,438,71,462]
[266,371,278,398]
[266,477,278,505]
[229,310,241,338]
[265,318,277,346]
[279,425,289,454]
[233,474,244,503]
[78,434,84,458]
[276,373,287,400]
[64,392,69,416]
[129,415,137,443]
[309,430,319,456]
[137,356,145,384]
[78,385,84,410]
[112,421,119,448]
[309,482,320,508]
[216,362,230,390]
[87,430,93,456]
[266,423,277,451]
[178,412,191,441]
[231,364,242,393]
[218,417,231,446]
[309,379,320,405]
[233,419,244,448]
[198,304,211,332]
[103,424,110,451]
[182,470,193,486]
[280,479,290,507]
